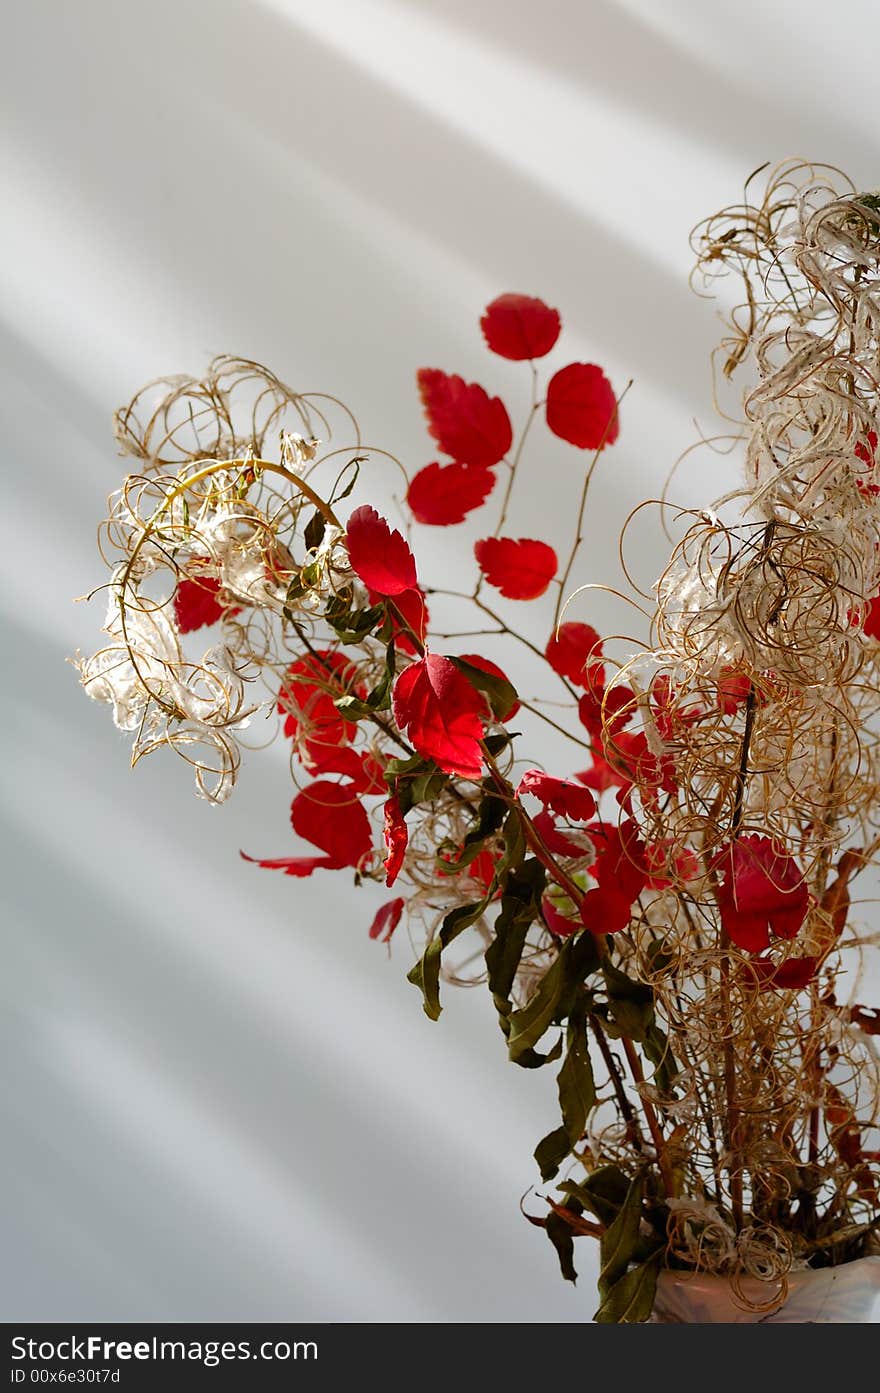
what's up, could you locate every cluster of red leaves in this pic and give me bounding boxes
[174,575,241,633]
[716,835,810,954]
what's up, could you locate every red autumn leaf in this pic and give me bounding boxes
[369,896,406,942]
[545,622,605,688]
[717,666,753,714]
[764,955,819,990]
[603,730,678,806]
[532,809,591,858]
[545,363,620,449]
[574,756,620,794]
[474,536,558,600]
[436,845,500,893]
[383,794,408,887]
[856,431,879,496]
[457,653,520,720]
[241,780,372,878]
[407,461,496,525]
[391,653,486,778]
[644,840,700,890]
[346,505,417,596]
[716,835,810,954]
[174,576,239,633]
[579,821,648,935]
[577,680,635,740]
[650,675,703,741]
[307,744,387,795]
[542,896,581,938]
[517,769,596,821]
[417,368,513,467]
[480,293,561,361]
[278,652,360,762]
[864,594,880,641]
[580,886,635,935]
[369,586,429,657]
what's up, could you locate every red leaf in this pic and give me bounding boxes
[717,666,753,714]
[391,653,486,778]
[532,809,592,858]
[545,622,604,687]
[278,652,360,762]
[574,756,619,794]
[517,769,596,821]
[383,794,408,887]
[864,594,880,641]
[580,886,635,935]
[241,780,372,878]
[480,293,561,361]
[307,745,387,795]
[651,675,703,741]
[417,368,513,467]
[716,835,809,954]
[545,363,619,449]
[369,897,406,942]
[474,536,558,600]
[457,653,520,720]
[369,586,429,657]
[588,820,648,901]
[644,840,700,890]
[765,956,819,990]
[542,896,581,937]
[174,576,238,633]
[603,730,678,807]
[346,505,417,596]
[407,461,496,525]
[577,680,634,740]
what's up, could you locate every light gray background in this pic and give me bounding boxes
[3,0,880,1322]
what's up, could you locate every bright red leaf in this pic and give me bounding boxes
[417,368,512,467]
[407,461,496,525]
[307,744,387,795]
[480,293,561,361]
[542,897,581,937]
[457,653,520,720]
[545,363,620,449]
[174,576,238,633]
[241,780,372,877]
[346,505,417,596]
[574,756,620,794]
[545,623,604,688]
[383,794,408,887]
[644,840,700,890]
[392,653,486,778]
[763,955,819,990]
[517,769,596,821]
[716,835,810,953]
[369,897,406,942]
[602,730,678,806]
[278,651,361,762]
[577,680,634,740]
[532,809,592,858]
[474,536,558,600]
[580,820,648,935]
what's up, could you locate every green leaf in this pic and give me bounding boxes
[407,887,495,1020]
[482,731,516,757]
[545,1206,579,1284]
[329,456,365,506]
[534,1126,571,1184]
[448,656,519,722]
[593,1251,662,1324]
[561,1165,629,1228]
[336,640,396,718]
[602,960,654,1042]
[507,942,572,1065]
[486,858,546,1011]
[408,769,448,808]
[303,509,326,553]
[557,999,596,1148]
[599,1171,644,1297]
[498,808,526,882]
[642,1021,678,1096]
[325,593,385,642]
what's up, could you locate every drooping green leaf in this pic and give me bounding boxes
[328,456,366,506]
[448,656,520,722]
[506,940,571,1064]
[303,508,326,553]
[439,786,507,874]
[545,1205,580,1284]
[557,999,596,1148]
[482,731,517,757]
[534,1126,571,1184]
[642,1021,678,1096]
[602,960,655,1042]
[599,1171,644,1297]
[560,1165,630,1228]
[407,886,496,1020]
[486,858,546,1011]
[593,1251,662,1324]
[335,640,396,718]
[497,808,526,882]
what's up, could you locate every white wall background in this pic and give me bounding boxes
[2,0,880,1322]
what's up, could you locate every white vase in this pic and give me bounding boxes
[651,1256,880,1323]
